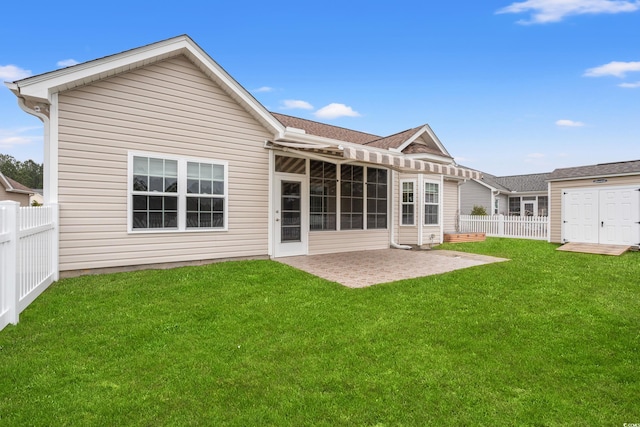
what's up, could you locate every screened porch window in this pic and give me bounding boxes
[367,168,388,229]
[340,164,364,230]
[310,160,337,230]
[509,197,521,216]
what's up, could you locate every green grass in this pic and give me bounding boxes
[1,238,639,426]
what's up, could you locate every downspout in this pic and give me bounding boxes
[14,93,53,203]
[390,169,412,250]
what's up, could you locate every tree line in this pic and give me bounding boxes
[0,154,44,189]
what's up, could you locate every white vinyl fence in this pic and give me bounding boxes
[459,214,548,240]
[1,201,58,331]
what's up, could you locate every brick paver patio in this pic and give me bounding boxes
[277,248,508,288]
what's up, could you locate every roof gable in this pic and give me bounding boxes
[7,35,284,137]
[0,172,33,194]
[364,125,451,158]
[548,160,640,180]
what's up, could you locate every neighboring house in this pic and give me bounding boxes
[0,172,33,206]
[30,189,44,206]
[548,160,640,247]
[460,172,549,216]
[6,35,479,274]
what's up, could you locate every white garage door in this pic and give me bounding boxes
[562,187,640,246]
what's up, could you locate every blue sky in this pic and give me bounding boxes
[1,0,639,176]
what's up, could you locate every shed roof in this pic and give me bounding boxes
[548,160,640,180]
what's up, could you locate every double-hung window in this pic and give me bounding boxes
[132,157,178,229]
[424,181,439,225]
[401,180,415,225]
[130,153,227,232]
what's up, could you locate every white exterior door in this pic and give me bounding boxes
[563,187,640,245]
[599,188,640,245]
[564,189,599,243]
[274,176,308,257]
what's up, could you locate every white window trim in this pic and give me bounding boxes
[423,178,441,226]
[400,179,416,226]
[127,151,229,233]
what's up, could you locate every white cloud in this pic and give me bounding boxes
[556,119,585,127]
[0,126,42,149]
[314,103,361,119]
[618,81,640,88]
[57,59,79,67]
[281,99,314,110]
[496,0,640,24]
[0,65,32,81]
[584,61,640,77]
[253,86,274,93]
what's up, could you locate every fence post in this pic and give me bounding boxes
[0,201,20,325]
[51,203,60,282]
[497,214,505,237]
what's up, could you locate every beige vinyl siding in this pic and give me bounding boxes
[497,194,509,215]
[421,226,440,244]
[397,173,418,245]
[549,175,640,243]
[460,179,491,215]
[443,179,459,233]
[308,230,390,255]
[57,55,273,272]
[394,172,451,245]
[0,187,30,206]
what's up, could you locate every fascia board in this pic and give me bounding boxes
[14,36,193,100]
[548,172,640,182]
[423,124,452,157]
[12,35,285,137]
[0,173,11,190]
[394,128,424,152]
[404,152,454,163]
[394,125,452,158]
[472,178,499,192]
[183,40,284,138]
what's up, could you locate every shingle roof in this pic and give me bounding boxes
[364,126,422,149]
[494,173,550,192]
[477,173,511,192]
[271,113,380,145]
[548,160,640,180]
[271,114,451,159]
[474,172,549,193]
[0,172,33,194]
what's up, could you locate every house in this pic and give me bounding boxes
[0,172,33,206]
[30,189,44,206]
[548,160,640,247]
[460,172,549,216]
[6,35,480,275]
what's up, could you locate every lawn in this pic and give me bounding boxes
[1,238,639,426]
